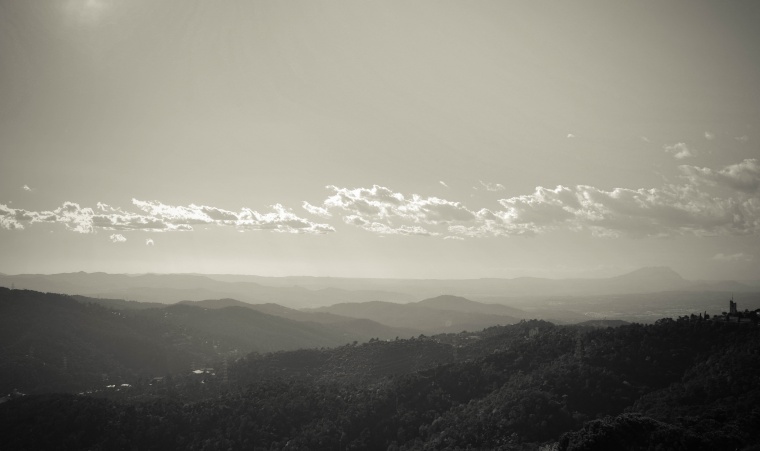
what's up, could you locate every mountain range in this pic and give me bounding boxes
[307,295,520,333]
[0,272,413,308]
[1,267,753,312]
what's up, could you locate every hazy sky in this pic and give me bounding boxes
[1,0,759,280]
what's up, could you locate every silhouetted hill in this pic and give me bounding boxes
[179,299,419,339]
[310,298,520,333]
[0,288,223,394]
[3,318,758,450]
[206,267,758,299]
[574,319,630,328]
[140,304,364,353]
[0,272,414,308]
[180,298,350,323]
[72,295,165,310]
[0,289,414,394]
[417,294,528,317]
[2,269,756,313]
[178,298,253,309]
[612,266,684,281]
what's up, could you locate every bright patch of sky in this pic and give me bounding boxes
[1,0,759,280]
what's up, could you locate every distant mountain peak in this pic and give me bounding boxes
[615,266,685,281]
[421,294,472,303]
[417,295,475,308]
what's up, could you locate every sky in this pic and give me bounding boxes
[1,0,759,280]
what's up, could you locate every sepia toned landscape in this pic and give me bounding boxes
[1,1,759,450]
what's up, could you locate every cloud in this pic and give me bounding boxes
[704,131,715,140]
[109,234,127,243]
[302,201,331,218]
[343,216,437,236]
[22,185,32,192]
[0,204,34,230]
[680,159,759,193]
[486,161,760,238]
[4,160,760,242]
[236,204,335,234]
[0,199,334,235]
[317,185,477,236]
[309,159,760,239]
[478,181,506,192]
[128,200,334,234]
[735,135,749,143]
[567,133,576,138]
[713,252,753,262]
[145,238,154,246]
[664,142,694,159]
[439,181,449,188]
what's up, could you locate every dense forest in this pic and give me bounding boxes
[1,288,759,450]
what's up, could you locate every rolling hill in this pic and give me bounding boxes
[309,296,521,333]
[178,298,418,339]
[0,289,417,394]
[0,272,414,308]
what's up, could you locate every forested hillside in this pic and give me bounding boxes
[0,288,223,393]
[0,289,409,394]
[2,294,758,450]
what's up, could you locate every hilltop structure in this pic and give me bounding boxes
[717,296,758,324]
[679,296,759,325]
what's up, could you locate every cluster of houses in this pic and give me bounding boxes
[680,297,759,324]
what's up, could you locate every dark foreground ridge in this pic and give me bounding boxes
[1,288,759,450]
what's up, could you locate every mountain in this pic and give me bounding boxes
[599,266,690,292]
[204,267,756,299]
[310,297,520,333]
[0,272,414,308]
[0,288,223,394]
[139,304,366,353]
[180,298,349,323]
[0,289,417,394]
[574,319,630,328]
[4,318,759,450]
[1,269,756,313]
[476,290,760,324]
[611,266,684,282]
[72,295,166,310]
[417,295,528,318]
[177,299,418,340]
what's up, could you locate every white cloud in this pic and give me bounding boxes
[130,199,334,234]
[302,201,331,218]
[236,204,334,234]
[319,185,477,228]
[0,204,34,230]
[567,133,576,139]
[439,181,449,188]
[680,159,760,193]
[145,238,154,246]
[478,181,506,192]
[735,135,749,143]
[109,234,127,243]
[664,142,694,159]
[22,185,32,192]
[704,131,715,140]
[360,221,437,236]
[0,199,334,235]
[713,252,753,262]
[310,159,760,239]
[4,160,760,242]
